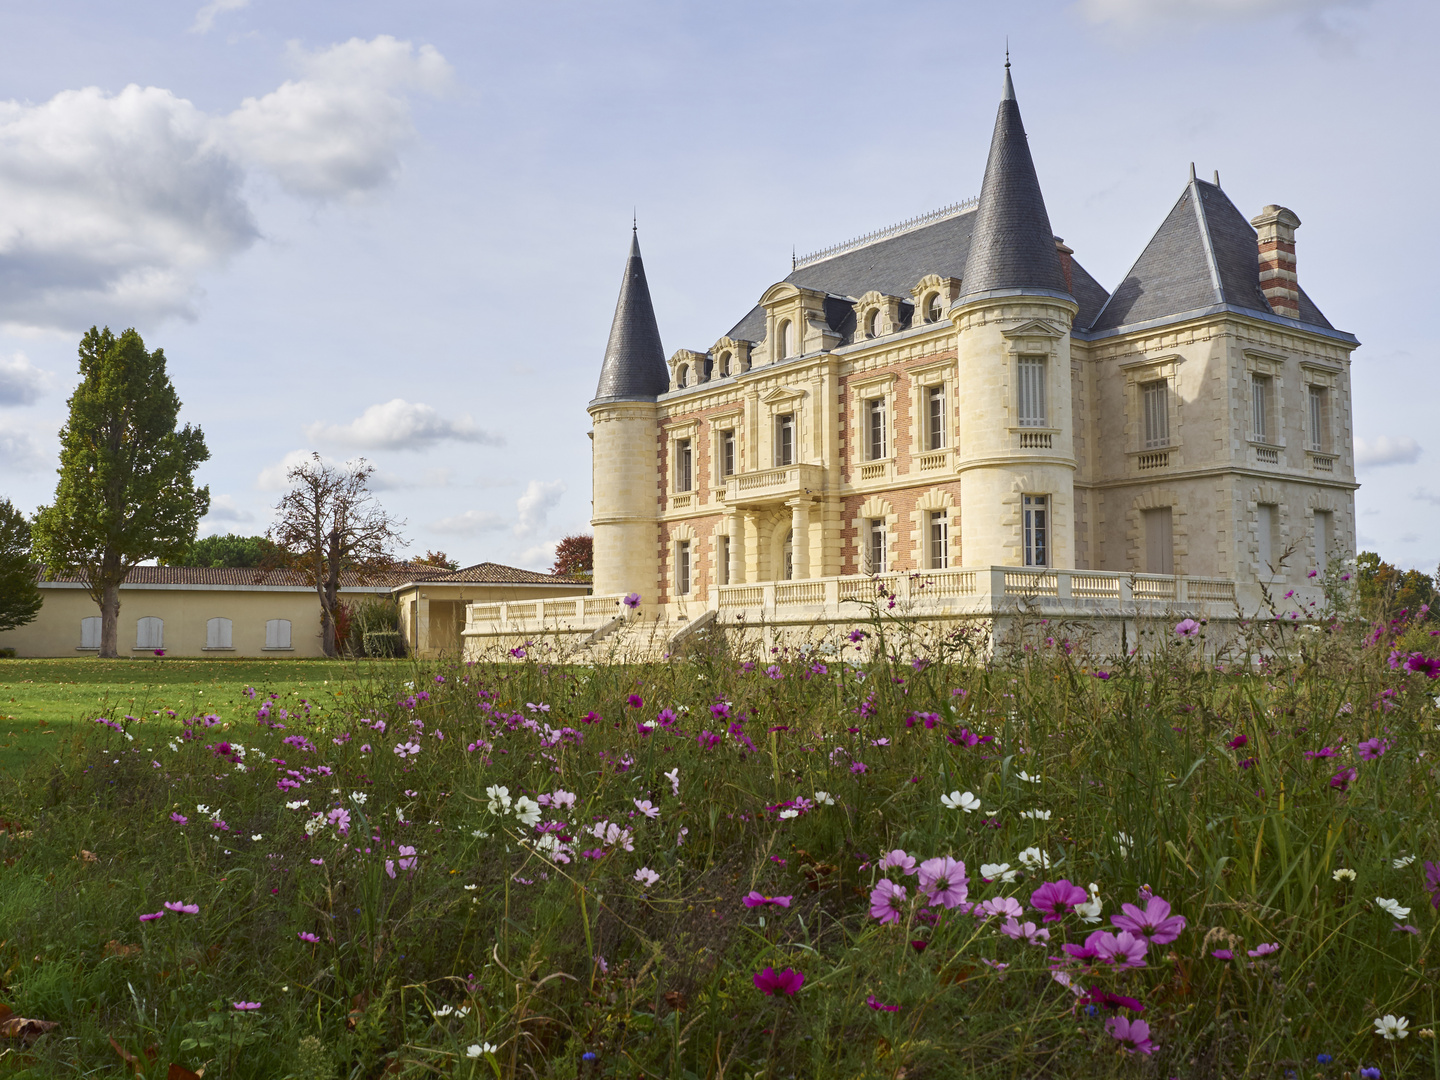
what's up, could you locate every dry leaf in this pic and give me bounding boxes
[0,1003,59,1045]
[663,990,688,1011]
[103,940,142,959]
[168,1062,203,1080]
[79,850,98,863]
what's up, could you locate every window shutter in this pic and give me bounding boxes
[207,618,232,649]
[1143,382,1169,448]
[1018,358,1046,427]
[80,617,101,650]
[136,617,163,650]
[266,619,292,650]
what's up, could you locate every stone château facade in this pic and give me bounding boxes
[467,66,1359,657]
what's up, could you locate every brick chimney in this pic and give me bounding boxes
[1250,205,1302,318]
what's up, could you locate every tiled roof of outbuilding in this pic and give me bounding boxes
[433,562,589,585]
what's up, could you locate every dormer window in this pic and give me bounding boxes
[718,351,732,377]
[776,320,794,361]
[866,310,881,339]
[925,293,942,322]
[677,364,689,388]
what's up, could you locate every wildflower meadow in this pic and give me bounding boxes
[2,602,1439,1078]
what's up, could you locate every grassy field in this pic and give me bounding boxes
[0,611,1438,1078]
[0,658,401,773]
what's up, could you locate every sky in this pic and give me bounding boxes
[0,0,1435,573]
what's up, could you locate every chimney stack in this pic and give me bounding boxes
[1250,204,1302,318]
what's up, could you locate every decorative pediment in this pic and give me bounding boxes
[1001,319,1066,341]
[761,386,806,406]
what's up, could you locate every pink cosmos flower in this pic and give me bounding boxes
[1227,734,1248,749]
[869,878,907,924]
[879,849,917,876]
[232,1002,261,1011]
[978,896,1024,920]
[1174,619,1200,638]
[1106,1015,1155,1054]
[170,813,187,824]
[396,845,417,871]
[1110,895,1186,945]
[385,860,396,879]
[1093,930,1148,968]
[1356,738,1390,761]
[327,807,351,835]
[393,741,421,758]
[917,856,968,909]
[1030,879,1089,922]
[1425,861,1440,910]
[298,932,319,943]
[1304,747,1336,759]
[1211,949,1233,960]
[163,901,199,914]
[743,892,793,908]
[623,592,641,609]
[139,911,165,922]
[866,994,900,1012]
[626,694,644,709]
[633,799,659,819]
[1330,767,1357,791]
[999,918,1050,944]
[752,967,803,996]
[1246,942,1280,957]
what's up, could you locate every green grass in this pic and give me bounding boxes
[0,658,403,773]
[0,613,1438,1078]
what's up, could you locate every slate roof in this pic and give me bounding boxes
[1088,177,1335,334]
[592,230,669,404]
[958,67,1069,301]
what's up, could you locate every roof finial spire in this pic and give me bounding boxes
[1189,162,1196,182]
[632,207,637,232]
[1001,42,1015,100]
[1005,37,1010,68]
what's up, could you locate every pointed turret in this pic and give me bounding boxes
[592,229,668,403]
[958,64,1069,301]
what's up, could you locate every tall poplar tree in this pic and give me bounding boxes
[32,327,210,657]
[0,498,43,633]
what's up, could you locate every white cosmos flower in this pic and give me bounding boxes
[250,834,263,841]
[1114,832,1134,855]
[778,808,799,819]
[513,796,541,827]
[285,799,310,810]
[1374,1014,1410,1041]
[814,791,835,806]
[634,866,659,887]
[980,862,1018,883]
[465,1042,496,1057]
[664,768,680,796]
[1017,847,1051,871]
[1332,868,1356,882]
[1075,883,1103,924]
[350,791,367,805]
[941,790,981,812]
[1019,809,1052,821]
[1016,771,1042,783]
[486,785,512,814]
[1376,897,1411,920]
[1393,855,1416,869]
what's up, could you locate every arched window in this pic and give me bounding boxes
[677,364,689,388]
[925,293,942,322]
[265,619,292,650]
[135,617,164,650]
[866,310,881,339]
[783,530,794,581]
[206,617,233,649]
[80,616,101,650]
[701,356,713,382]
[718,351,732,377]
[776,320,793,361]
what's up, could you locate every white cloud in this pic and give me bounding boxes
[369,466,455,491]
[0,354,50,405]
[0,430,48,473]
[515,480,565,537]
[1355,436,1421,468]
[255,448,323,491]
[0,36,449,331]
[1076,0,1362,24]
[518,541,558,570]
[431,509,507,535]
[189,0,248,34]
[204,493,253,523]
[307,399,500,451]
[224,36,452,200]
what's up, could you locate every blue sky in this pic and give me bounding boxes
[0,0,1434,572]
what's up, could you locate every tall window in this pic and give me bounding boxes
[718,535,730,586]
[783,530,794,580]
[1142,380,1169,449]
[1308,386,1330,452]
[1256,504,1278,573]
[1023,495,1048,567]
[777,320,794,361]
[866,310,881,339]
[265,619,292,650]
[676,541,691,595]
[867,518,886,574]
[776,414,794,466]
[1143,507,1174,574]
[80,616,101,650]
[1313,510,1332,572]
[136,616,164,650]
[1017,357,1047,427]
[720,430,736,478]
[867,398,887,460]
[675,438,693,492]
[717,351,732,377]
[929,511,949,570]
[925,293,942,322]
[677,364,689,388]
[1252,375,1272,443]
[927,386,946,450]
[206,617,233,649]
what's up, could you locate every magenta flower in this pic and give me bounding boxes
[232,1001,261,1011]
[1030,879,1089,923]
[397,845,417,871]
[139,911,165,922]
[1425,861,1440,909]
[163,901,199,914]
[1227,734,1248,749]
[999,917,1050,944]
[327,807,351,835]
[1406,653,1440,678]
[1330,767,1357,791]
[623,592,641,609]
[1174,619,1200,638]
[1304,747,1337,759]
[917,857,968,909]
[170,813,187,824]
[869,878,907,924]
[1110,895,1186,945]
[742,892,793,908]
[1210,949,1233,960]
[752,967,803,996]
[1356,738,1390,761]
[1080,989,1144,1013]
[154,649,165,657]
[1247,942,1280,957]
[879,849,917,876]
[1105,1015,1155,1054]
[626,694,643,709]
[978,896,1024,920]
[1093,930,1148,968]
[866,994,900,1012]
[1061,930,1106,962]
[298,932,320,943]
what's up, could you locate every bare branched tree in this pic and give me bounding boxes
[269,454,406,657]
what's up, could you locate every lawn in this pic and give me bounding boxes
[0,658,403,773]
[0,612,1438,1078]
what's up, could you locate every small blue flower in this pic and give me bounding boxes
[1317,1054,1333,1065]
[581,1051,597,1061]
[1360,1068,1382,1080]
[1084,1004,1098,1018]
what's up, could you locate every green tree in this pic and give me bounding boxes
[1355,550,1437,620]
[166,533,280,568]
[0,498,43,633]
[31,327,209,657]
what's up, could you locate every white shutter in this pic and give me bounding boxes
[265,619,292,650]
[1143,382,1169,448]
[80,617,101,650]
[206,618,232,649]
[1018,358,1046,427]
[135,617,163,650]
[1257,505,1274,571]
[1144,508,1174,574]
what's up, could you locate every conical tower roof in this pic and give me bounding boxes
[592,229,668,404]
[958,65,1069,302]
